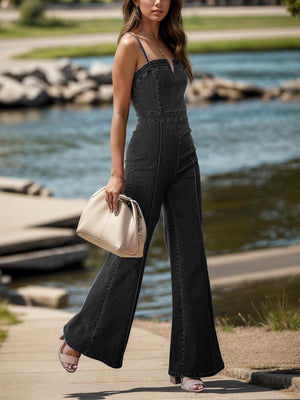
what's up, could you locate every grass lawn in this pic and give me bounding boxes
[14,37,300,60]
[0,15,299,39]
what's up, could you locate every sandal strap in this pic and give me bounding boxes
[181,379,204,390]
[59,353,79,364]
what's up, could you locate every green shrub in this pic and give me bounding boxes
[0,298,21,345]
[281,0,300,18]
[19,0,46,26]
[216,291,300,331]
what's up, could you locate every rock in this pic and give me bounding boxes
[21,75,52,106]
[55,58,75,82]
[39,188,53,197]
[210,77,265,97]
[279,77,300,100]
[0,74,51,107]
[0,176,34,194]
[0,285,26,306]
[98,84,113,103]
[216,87,244,101]
[39,64,69,86]
[185,76,265,103]
[280,77,300,93]
[280,91,300,102]
[16,285,69,308]
[89,61,112,84]
[25,86,52,107]
[262,87,282,100]
[1,64,45,83]
[22,75,48,89]
[71,63,86,75]
[75,89,101,105]
[26,183,42,196]
[0,176,53,197]
[62,80,98,101]
[45,84,64,102]
[74,68,90,82]
[0,75,27,107]
[185,79,220,103]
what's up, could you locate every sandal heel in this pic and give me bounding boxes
[59,327,64,340]
[170,375,181,385]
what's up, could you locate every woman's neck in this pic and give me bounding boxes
[137,20,160,41]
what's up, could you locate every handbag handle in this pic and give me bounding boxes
[118,194,144,236]
[91,188,144,235]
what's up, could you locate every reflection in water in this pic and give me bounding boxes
[202,158,300,255]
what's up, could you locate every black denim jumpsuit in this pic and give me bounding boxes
[62,32,225,379]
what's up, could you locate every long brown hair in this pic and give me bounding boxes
[118,0,194,82]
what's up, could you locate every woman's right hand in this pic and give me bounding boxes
[105,176,124,213]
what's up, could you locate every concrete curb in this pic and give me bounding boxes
[224,367,300,393]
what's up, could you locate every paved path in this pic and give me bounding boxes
[208,243,300,288]
[1,304,298,400]
[0,26,299,70]
[0,5,290,21]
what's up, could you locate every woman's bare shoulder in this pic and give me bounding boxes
[112,32,139,81]
[117,31,140,54]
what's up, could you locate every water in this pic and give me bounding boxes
[1,50,300,320]
[1,99,299,199]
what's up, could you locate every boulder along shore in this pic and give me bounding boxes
[0,58,299,109]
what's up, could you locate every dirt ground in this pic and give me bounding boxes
[133,319,300,372]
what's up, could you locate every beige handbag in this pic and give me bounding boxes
[76,186,147,258]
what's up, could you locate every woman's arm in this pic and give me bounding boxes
[105,34,138,213]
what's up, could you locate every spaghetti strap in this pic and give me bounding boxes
[127,32,149,62]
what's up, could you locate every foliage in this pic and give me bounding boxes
[216,291,300,331]
[215,316,234,332]
[0,298,21,345]
[19,0,47,26]
[250,291,300,331]
[281,0,300,18]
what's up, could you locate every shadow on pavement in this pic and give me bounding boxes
[63,378,283,399]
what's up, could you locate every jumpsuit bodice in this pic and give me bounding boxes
[128,33,188,120]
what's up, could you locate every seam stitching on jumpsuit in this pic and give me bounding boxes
[120,119,163,357]
[85,256,119,353]
[173,121,183,181]
[192,159,202,229]
[169,199,185,373]
[153,71,162,112]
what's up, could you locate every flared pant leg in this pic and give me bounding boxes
[162,147,224,378]
[62,119,167,368]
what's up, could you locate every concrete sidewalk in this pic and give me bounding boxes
[0,305,298,400]
[1,26,300,69]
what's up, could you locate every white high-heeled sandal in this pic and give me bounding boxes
[170,375,204,393]
[58,327,81,373]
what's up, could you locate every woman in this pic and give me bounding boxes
[58,0,224,393]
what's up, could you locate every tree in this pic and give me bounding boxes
[19,0,46,26]
[280,0,300,18]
